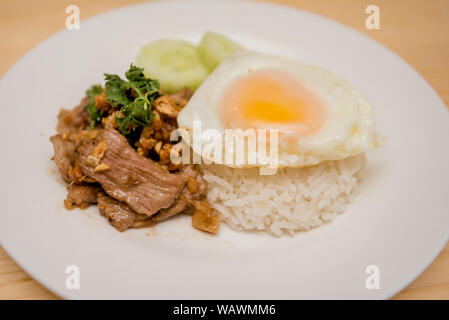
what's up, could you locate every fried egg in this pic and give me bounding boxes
[177,50,382,168]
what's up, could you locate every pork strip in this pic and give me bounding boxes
[151,165,207,222]
[65,184,102,209]
[77,128,186,216]
[97,191,135,232]
[97,192,153,232]
[50,135,75,183]
[151,196,188,222]
[57,97,90,136]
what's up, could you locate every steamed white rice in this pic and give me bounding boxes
[200,154,365,236]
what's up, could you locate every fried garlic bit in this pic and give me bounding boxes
[86,155,100,168]
[92,140,108,159]
[86,140,110,172]
[153,95,180,118]
[93,163,110,173]
[192,201,220,234]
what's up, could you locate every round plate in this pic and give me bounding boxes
[0,1,448,299]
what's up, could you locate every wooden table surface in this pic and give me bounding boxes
[0,0,448,300]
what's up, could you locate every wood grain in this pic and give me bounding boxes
[0,0,448,300]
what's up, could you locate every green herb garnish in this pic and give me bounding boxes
[105,64,160,135]
[84,64,160,135]
[85,84,103,128]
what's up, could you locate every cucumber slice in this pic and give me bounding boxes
[198,32,244,71]
[136,39,209,93]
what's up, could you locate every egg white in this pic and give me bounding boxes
[177,50,382,168]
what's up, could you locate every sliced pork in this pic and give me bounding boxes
[151,196,188,222]
[50,135,75,183]
[97,192,154,232]
[51,85,219,233]
[77,128,186,216]
[56,97,90,136]
[151,165,208,222]
[97,192,136,232]
[65,184,102,209]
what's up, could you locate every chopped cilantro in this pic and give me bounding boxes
[105,64,160,135]
[84,64,161,136]
[85,84,103,128]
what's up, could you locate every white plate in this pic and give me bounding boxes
[0,1,448,300]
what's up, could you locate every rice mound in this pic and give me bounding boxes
[200,154,365,236]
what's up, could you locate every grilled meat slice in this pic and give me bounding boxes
[97,191,136,232]
[56,97,90,137]
[150,165,208,222]
[97,192,153,232]
[77,128,186,216]
[50,135,75,183]
[65,184,102,209]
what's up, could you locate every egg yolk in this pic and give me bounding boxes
[220,69,325,136]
